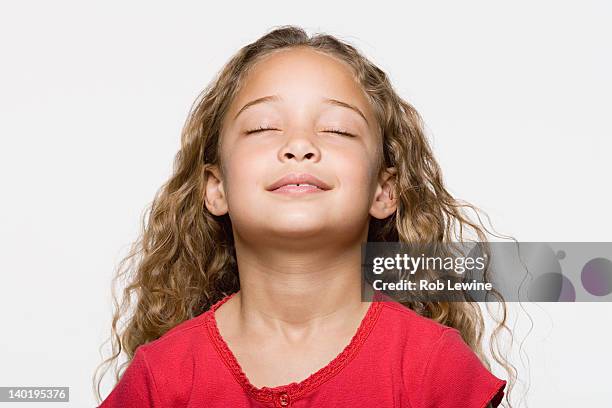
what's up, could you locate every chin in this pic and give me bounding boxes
[266,221,329,236]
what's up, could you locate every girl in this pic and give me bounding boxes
[94,25,515,407]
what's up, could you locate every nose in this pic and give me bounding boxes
[278,131,321,163]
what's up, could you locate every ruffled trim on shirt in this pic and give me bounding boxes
[204,290,385,403]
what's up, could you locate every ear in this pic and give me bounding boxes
[203,164,229,216]
[369,166,398,219]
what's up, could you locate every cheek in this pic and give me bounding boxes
[334,149,376,198]
[223,144,268,198]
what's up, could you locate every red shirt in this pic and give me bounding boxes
[99,291,506,407]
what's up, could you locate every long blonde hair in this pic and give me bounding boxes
[93,25,518,406]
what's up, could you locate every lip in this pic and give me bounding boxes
[266,172,332,192]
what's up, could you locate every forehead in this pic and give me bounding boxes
[227,47,375,124]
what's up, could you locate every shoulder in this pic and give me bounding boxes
[136,311,214,404]
[375,300,451,370]
[409,327,506,408]
[99,312,214,407]
[375,300,506,407]
[376,299,452,351]
[138,292,236,372]
[378,299,449,332]
[142,311,210,356]
[139,310,212,369]
[373,299,455,382]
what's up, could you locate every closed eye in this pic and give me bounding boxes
[245,126,356,137]
[323,128,356,137]
[245,125,279,135]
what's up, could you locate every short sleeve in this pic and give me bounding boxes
[417,329,506,408]
[98,347,163,408]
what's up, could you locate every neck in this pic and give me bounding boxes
[230,230,373,337]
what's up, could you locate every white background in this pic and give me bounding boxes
[1,1,610,406]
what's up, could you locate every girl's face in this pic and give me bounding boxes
[206,47,396,246]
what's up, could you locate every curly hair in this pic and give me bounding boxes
[93,25,519,407]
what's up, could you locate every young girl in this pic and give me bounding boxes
[94,25,514,407]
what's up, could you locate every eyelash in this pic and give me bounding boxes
[245,125,356,137]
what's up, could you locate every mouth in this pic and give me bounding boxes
[270,183,327,194]
[266,172,332,193]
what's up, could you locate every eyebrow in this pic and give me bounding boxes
[233,94,369,125]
